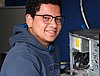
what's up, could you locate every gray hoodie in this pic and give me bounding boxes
[0,24,61,76]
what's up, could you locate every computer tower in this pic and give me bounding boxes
[69,29,100,76]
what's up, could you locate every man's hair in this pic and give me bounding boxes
[26,0,62,17]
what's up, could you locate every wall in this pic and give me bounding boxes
[0,6,25,52]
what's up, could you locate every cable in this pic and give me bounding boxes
[80,0,90,29]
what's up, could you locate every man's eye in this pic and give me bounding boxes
[56,18,61,20]
[43,16,51,21]
[56,18,61,22]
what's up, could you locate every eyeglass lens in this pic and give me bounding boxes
[43,15,64,25]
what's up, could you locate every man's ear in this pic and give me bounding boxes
[25,14,33,28]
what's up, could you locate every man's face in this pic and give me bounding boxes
[26,4,62,47]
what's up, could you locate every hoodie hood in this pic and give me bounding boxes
[9,24,56,52]
[9,24,45,51]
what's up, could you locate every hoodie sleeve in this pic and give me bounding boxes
[6,53,40,76]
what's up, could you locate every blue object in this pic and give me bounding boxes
[81,24,87,29]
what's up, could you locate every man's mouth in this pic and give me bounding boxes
[46,30,57,36]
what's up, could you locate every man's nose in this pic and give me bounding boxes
[50,18,57,28]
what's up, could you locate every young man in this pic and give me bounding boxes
[1,0,64,76]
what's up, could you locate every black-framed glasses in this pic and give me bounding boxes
[35,14,65,25]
